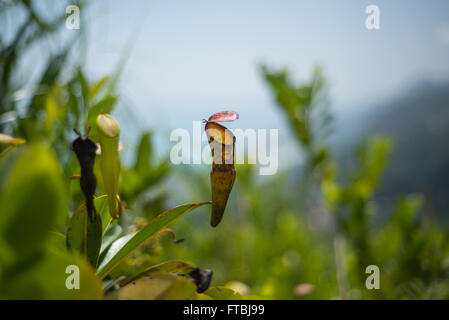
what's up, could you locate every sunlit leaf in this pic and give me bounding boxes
[203,286,243,300]
[106,273,196,300]
[127,260,194,283]
[97,202,211,279]
[194,293,214,300]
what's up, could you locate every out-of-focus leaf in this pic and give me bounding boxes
[66,202,103,268]
[77,67,90,117]
[0,133,26,145]
[135,131,152,171]
[0,146,15,161]
[127,260,194,283]
[47,231,67,254]
[120,159,171,203]
[392,194,423,226]
[0,143,66,267]
[89,76,110,100]
[203,286,243,300]
[321,179,341,210]
[28,51,69,116]
[261,64,329,151]
[43,86,66,134]
[106,273,197,300]
[349,136,392,200]
[0,248,103,299]
[97,202,211,279]
[194,293,214,300]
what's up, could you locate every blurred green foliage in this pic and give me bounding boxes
[158,66,449,300]
[1,0,449,300]
[0,143,103,299]
[0,0,204,299]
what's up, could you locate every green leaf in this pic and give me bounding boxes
[98,224,123,269]
[93,154,105,194]
[95,195,113,234]
[134,131,152,171]
[66,202,103,268]
[47,231,67,254]
[203,286,243,300]
[100,224,122,255]
[0,143,67,267]
[0,146,15,161]
[106,273,197,300]
[0,248,103,299]
[98,232,136,277]
[98,222,123,268]
[97,202,211,279]
[392,194,423,225]
[77,67,90,116]
[350,135,392,200]
[28,51,69,116]
[89,76,110,100]
[127,260,194,283]
[194,293,214,300]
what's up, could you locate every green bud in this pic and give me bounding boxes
[96,113,121,219]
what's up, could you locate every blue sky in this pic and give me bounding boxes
[81,0,449,131]
[76,0,449,167]
[4,0,449,167]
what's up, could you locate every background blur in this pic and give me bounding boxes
[1,0,449,299]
